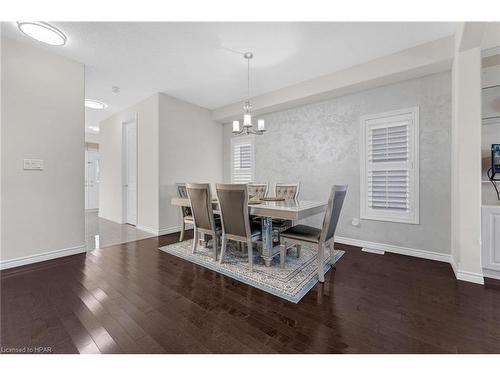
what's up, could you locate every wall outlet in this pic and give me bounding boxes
[23,159,43,170]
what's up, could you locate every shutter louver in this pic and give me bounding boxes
[369,123,409,163]
[231,138,254,183]
[367,121,410,212]
[368,170,409,211]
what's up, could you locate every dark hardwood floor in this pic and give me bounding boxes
[1,231,499,354]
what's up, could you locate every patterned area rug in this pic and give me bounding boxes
[159,240,344,303]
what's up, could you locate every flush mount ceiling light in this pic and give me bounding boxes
[85,99,108,110]
[17,21,67,46]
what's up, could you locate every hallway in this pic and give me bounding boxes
[85,211,156,251]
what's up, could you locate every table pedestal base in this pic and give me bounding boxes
[260,216,282,266]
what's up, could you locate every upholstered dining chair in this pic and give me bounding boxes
[279,185,347,283]
[216,184,262,271]
[247,183,268,199]
[176,183,194,242]
[186,183,221,261]
[273,182,301,239]
[275,182,300,200]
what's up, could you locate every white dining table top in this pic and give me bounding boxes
[171,197,327,221]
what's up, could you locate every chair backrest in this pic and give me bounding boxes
[320,185,348,244]
[275,182,300,200]
[176,183,191,217]
[176,183,188,198]
[186,183,216,232]
[247,183,268,199]
[216,184,251,239]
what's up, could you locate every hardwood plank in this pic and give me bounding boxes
[1,231,499,354]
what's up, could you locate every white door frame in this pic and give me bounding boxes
[85,148,100,211]
[122,114,138,225]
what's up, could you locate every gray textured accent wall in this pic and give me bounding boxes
[223,72,451,254]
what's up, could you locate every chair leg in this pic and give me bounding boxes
[318,243,325,283]
[192,229,199,254]
[280,240,287,269]
[219,234,226,264]
[212,234,218,261]
[247,239,253,272]
[296,244,301,258]
[179,220,185,242]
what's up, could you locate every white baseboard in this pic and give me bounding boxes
[456,270,484,284]
[450,258,485,285]
[335,236,452,263]
[362,247,385,255]
[136,224,193,236]
[136,225,159,235]
[0,244,87,270]
[158,224,193,236]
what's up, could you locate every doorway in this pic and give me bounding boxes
[123,118,137,226]
[85,145,100,211]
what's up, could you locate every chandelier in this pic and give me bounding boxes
[232,52,266,136]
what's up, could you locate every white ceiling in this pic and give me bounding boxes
[2,22,457,131]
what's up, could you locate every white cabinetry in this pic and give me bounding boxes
[481,205,500,279]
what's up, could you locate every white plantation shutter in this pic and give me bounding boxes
[231,136,254,183]
[360,107,419,224]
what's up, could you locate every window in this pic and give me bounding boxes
[360,107,419,224]
[231,136,254,183]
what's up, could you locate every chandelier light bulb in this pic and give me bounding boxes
[232,120,240,133]
[258,119,265,131]
[243,113,252,127]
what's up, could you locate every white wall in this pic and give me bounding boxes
[158,93,223,234]
[450,23,484,284]
[1,37,85,268]
[85,132,100,144]
[99,92,222,235]
[99,94,159,231]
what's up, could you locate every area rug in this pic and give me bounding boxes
[158,240,344,303]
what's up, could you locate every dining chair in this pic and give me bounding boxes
[279,185,347,283]
[176,183,194,242]
[216,184,262,271]
[275,182,300,200]
[247,183,268,199]
[273,182,301,239]
[186,183,221,261]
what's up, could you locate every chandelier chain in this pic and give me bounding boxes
[247,56,250,101]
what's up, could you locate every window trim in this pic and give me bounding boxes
[360,106,420,224]
[230,135,255,184]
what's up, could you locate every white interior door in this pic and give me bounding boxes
[124,120,137,225]
[85,149,100,210]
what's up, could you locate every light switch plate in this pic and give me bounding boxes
[23,159,32,170]
[23,159,43,170]
[31,159,43,170]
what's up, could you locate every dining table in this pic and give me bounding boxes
[170,197,327,266]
